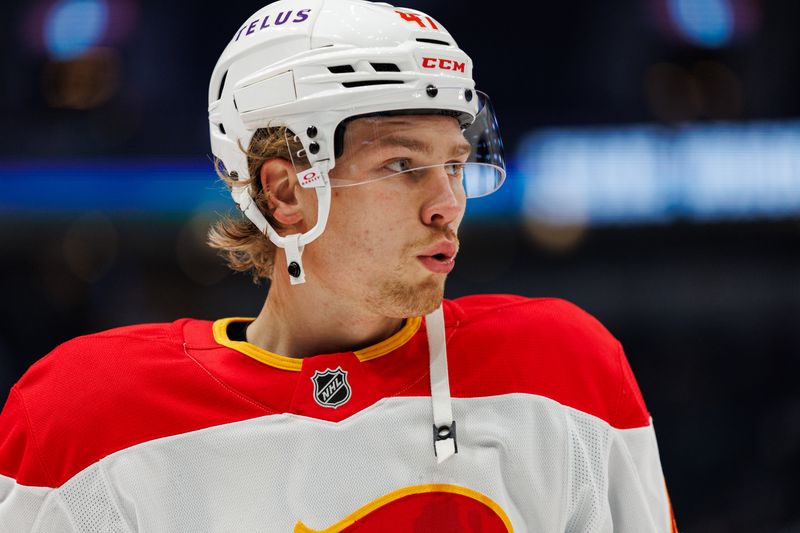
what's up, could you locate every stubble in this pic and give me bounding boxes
[366,226,459,318]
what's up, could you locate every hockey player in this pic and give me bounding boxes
[0,0,677,531]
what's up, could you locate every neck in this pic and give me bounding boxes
[245,273,405,359]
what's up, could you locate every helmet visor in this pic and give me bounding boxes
[318,89,505,199]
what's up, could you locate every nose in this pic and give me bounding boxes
[419,167,465,228]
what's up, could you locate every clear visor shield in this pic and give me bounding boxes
[285,89,505,199]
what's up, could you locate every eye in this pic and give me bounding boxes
[445,162,465,178]
[386,159,411,173]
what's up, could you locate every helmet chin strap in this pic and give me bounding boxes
[231,162,332,286]
[282,234,306,285]
[426,304,457,463]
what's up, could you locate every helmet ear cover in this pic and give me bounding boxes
[332,109,468,159]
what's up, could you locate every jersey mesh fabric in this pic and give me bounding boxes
[59,465,128,533]
[566,408,612,532]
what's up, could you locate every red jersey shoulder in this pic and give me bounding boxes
[2,319,264,488]
[15,320,186,395]
[444,295,649,429]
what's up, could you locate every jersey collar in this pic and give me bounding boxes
[212,316,422,372]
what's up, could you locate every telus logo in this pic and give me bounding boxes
[234,9,312,41]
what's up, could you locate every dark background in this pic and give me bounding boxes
[2,0,800,531]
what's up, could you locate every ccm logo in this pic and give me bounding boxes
[421,57,465,73]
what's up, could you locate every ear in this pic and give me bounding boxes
[259,158,304,227]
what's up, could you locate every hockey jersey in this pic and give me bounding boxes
[0,295,677,532]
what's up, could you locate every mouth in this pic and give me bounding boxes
[417,242,458,274]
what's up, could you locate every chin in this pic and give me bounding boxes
[368,276,445,318]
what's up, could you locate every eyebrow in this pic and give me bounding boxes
[375,135,472,157]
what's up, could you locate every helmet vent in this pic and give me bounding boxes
[328,65,355,74]
[416,38,451,46]
[371,63,401,72]
[219,124,226,134]
[217,70,228,100]
[342,80,404,88]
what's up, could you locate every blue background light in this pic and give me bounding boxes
[44,0,109,59]
[518,121,800,224]
[667,0,734,48]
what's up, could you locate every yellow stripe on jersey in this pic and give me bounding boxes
[354,316,421,361]
[212,317,302,371]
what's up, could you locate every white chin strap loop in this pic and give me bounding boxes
[283,234,305,285]
[426,304,456,463]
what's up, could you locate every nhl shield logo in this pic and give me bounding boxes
[311,367,352,409]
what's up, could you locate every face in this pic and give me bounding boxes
[300,114,469,318]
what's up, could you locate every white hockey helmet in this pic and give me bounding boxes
[208,0,505,284]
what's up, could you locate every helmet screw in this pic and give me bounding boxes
[306,126,318,138]
[309,142,320,154]
[288,261,301,278]
[465,89,473,102]
[426,85,438,98]
[229,171,238,178]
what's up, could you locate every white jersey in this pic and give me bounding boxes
[0,295,677,532]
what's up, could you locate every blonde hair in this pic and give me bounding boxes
[207,127,304,283]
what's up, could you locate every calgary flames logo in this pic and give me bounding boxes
[294,484,513,532]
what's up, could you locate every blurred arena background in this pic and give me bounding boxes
[2,0,799,530]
